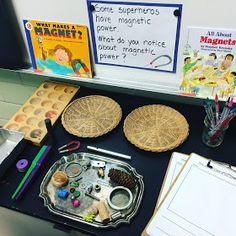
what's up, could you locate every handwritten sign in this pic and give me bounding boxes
[87,1,182,73]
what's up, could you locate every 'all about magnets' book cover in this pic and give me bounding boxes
[23,20,92,78]
[179,27,236,99]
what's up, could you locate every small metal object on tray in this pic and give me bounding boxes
[40,152,144,228]
[107,186,133,211]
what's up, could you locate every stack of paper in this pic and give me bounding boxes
[142,152,236,236]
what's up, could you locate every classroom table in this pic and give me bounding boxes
[0,86,236,236]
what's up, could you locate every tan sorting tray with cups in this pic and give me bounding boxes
[4,81,79,145]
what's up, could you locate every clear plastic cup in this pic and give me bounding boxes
[202,116,229,147]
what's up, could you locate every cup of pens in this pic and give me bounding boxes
[202,115,229,147]
[202,96,235,147]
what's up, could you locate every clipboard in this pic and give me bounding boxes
[143,153,236,236]
[142,152,189,236]
[155,152,189,209]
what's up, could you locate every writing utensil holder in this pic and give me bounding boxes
[202,116,229,147]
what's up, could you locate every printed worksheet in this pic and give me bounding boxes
[156,152,189,207]
[146,153,236,236]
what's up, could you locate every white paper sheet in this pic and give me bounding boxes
[157,152,188,207]
[147,153,236,236]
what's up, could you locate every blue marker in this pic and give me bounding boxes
[230,107,236,114]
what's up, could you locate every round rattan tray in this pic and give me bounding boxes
[62,95,122,138]
[123,105,189,152]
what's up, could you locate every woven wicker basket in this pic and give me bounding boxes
[123,105,189,152]
[62,95,122,138]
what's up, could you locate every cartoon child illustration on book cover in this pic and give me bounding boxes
[23,20,92,78]
[179,27,236,99]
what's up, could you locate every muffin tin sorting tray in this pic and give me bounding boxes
[40,152,144,228]
[4,81,79,145]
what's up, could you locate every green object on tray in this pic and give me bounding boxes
[83,213,95,223]
[11,145,47,200]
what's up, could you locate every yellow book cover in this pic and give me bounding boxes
[23,20,92,78]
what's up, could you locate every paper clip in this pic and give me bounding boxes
[58,141,80,154]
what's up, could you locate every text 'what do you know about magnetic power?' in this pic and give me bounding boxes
[87,1,182,72]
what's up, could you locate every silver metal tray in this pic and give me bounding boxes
[0,128,25,178]
[40,152,144,228]
[0,128,24,165]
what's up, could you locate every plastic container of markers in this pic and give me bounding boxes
[202,116,229,147]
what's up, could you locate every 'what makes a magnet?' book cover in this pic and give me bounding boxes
[23,20,92,78]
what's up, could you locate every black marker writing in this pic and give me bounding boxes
[92,3,173,68]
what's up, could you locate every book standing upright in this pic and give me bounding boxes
[24,20,92,78]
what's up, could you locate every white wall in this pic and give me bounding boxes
[11,0,236,95]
